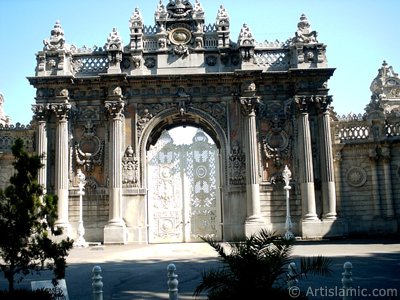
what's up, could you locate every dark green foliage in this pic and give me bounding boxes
[194,229,332,299]
[0,139,74,291]
[0,288,53,300]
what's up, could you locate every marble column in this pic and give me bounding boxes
[240,84,264,235]
[295,96,318,221]
[318,98,337,220]
[51,100,72,234]
[381,147,394,218]
[32,104,48,194]
[104,87,127,244]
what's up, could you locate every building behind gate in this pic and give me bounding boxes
[0,0,399,243]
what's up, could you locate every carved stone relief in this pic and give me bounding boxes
[122,146,139,187]
[75,121,104,173]
[346,166,367,187]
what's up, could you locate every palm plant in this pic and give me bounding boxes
[194,229,332,299]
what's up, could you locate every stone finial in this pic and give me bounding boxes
[216,4,229,20]
[238,23,255,46]
[370,60,400,99]
[193,0,204,18]
[155,0,168,19]
[293,14,318,44]
[106,28,123,51]
[130,7,144,30]
[43,20,66,51]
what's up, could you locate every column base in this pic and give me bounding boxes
[54,220,72,238]
[301,219,347,239]
[322,212,337,221]
[104,223,128,244]
[244,215,265,236]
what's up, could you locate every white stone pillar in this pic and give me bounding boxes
[32,104,48,194]
[381,147,394,218]
[104,86,127,244]
[319,98,337,220]
[240,83,264,235]
[295,96,318,221]
[51,98,72,234]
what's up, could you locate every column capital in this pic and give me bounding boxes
[50,101,72,120]
[240,96,260,116]
[32,104,50,121]
[105,99,125,120]
[294,95,332,113]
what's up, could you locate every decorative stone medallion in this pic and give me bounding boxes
[346,166,367,187]
[170,28,192,45]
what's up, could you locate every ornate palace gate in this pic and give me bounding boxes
[147,128,221,243]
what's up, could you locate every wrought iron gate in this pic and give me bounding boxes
[147,129,221,243]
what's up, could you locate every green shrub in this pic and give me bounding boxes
[0,288,53,300]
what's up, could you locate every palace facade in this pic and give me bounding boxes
[0,0,399,244]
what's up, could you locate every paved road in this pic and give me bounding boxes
[0,238,399,299]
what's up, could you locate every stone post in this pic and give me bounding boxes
[318,97,337,220]
[104,86,127,244]
[381,146,394,218]
[295,96,318,222]
[50,92,72,234]
[240,82,264,235]
[167,263,179,300]
[342,262,353,300]
[32,104,49,194]
[287,262,298,289]
[92,266,103,300]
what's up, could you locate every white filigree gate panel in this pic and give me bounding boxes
[147,129,221,243]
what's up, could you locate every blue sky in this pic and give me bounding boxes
[1,0,399,125]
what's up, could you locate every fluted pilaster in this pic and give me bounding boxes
[32,104,49,194]
[51,100,71,230]
[104,86,127,244]
[295,96,317,221]
[240,83,264,234]
[318,97,337,220]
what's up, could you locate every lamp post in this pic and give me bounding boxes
[75,169,87,247]
[282,165,294,240]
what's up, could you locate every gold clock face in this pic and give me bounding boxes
[170,28,192,45]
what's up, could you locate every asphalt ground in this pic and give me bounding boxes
[0,238,399,299]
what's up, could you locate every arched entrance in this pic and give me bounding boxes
[147,126,222,243]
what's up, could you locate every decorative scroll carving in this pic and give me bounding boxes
[122,146,139,187]
[75,121,104,173]
[229,142,245,185]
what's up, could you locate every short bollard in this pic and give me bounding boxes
[92,265,103,300]
[342,261,353,300]
[167,263,179,300]
[287,261,298,288]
